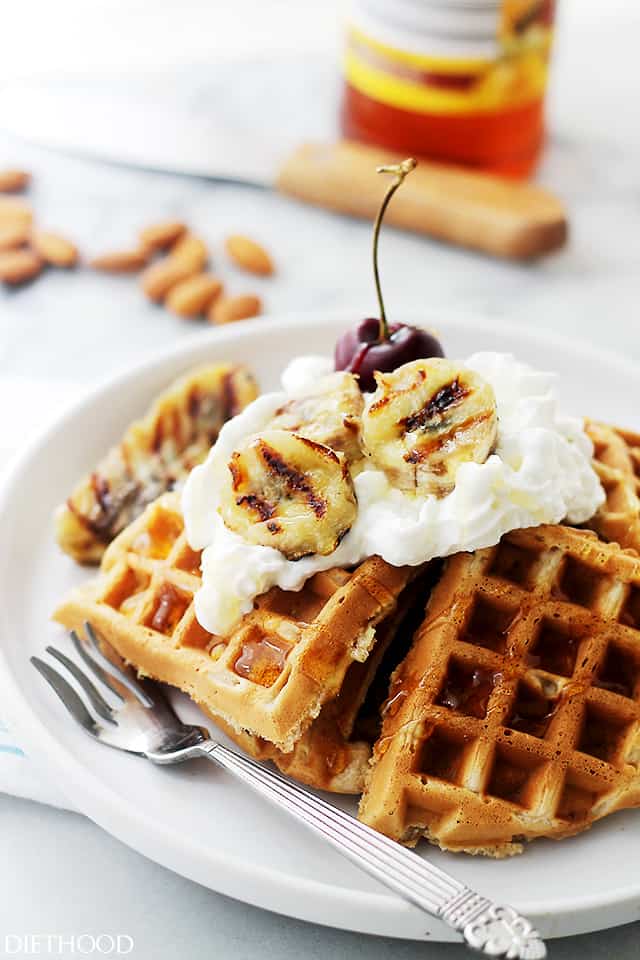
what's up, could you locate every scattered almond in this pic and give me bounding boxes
[209,293,262,325]
[225,235,274,276]
[166,273,223,318]
[90,249,148,273]
[170,233,208,272]
[0,222,30,252]
[0,169,31,193]
[0,248,43,285]
[141,257,198,303]
[32,229,78,268]
[139,220,186,255]
[0,197,33,227]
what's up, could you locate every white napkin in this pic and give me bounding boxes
[0,376,80,810]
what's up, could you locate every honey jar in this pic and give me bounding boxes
[341,0,556,178]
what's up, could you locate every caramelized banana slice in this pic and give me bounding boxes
[56,362,258,564]
[362,358,497,496]
[219,429,357,559]
[268,372,364,464]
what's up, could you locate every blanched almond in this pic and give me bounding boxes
[32,230,78,267]
[141,257,197,302]
[0,249,42,285]
[166,273,223,318]
[170,233,208,271]
[225,235,273,275]
[209,293,262,325]
[139,220,186,254]
[0,197,33,227]
[0,222,30,251]
[0,169,30,193]
[90,249,148,272]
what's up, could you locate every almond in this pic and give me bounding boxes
[90,249,148,272]
[170,233,208,271]
[32,229,79,267]
[0,222,30,251]
[0,197,33,227]
[0,249,42,285]
[225,235,273,276]
[139,219,186,254]
[166,273,223,318]
[209,293,262,325]
[0,169,30,193]
[141,257,198,303]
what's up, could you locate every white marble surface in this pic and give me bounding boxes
[2,791,638,960]
[2,5,640,385]
[1,97,639,390]
[1,4,640,956]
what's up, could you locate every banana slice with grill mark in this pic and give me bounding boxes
[219,429,358,559]
[268,372,364,465]
[362,358,497,496]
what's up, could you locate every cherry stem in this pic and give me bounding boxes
[372,158,417,342]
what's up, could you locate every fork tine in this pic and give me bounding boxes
[81,622,153,707]
[69,630,125,703]
[31,657,100,735]
[45,645,117,724]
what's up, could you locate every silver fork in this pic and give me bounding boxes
[32,622,546,959]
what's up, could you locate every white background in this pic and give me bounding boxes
[0,0,631,78]
[0,0,345,77]
[1,1,640,958]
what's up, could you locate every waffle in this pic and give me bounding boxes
[359,524,640,856]
[56,363,258,564]
[586,420,640,553]
[216,576,432,793]
[54,493,417,757]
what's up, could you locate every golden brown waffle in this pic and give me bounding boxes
[359,524,640,856]
[228,569,437,792]
[55,363,258,564]
[586,420,640,553]
[54,493,417,757]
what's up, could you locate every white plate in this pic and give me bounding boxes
[2,311,640,943]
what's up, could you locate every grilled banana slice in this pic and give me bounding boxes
[56,362,258,564]
[268,372,364,465]
[362,358,497,496]
[219,429,357,559]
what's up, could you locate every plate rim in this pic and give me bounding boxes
[2,308,640,940]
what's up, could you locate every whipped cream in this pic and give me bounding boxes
[182,351,605,636]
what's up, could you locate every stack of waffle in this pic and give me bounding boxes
[56,493,431,792]
[54,426,640,856]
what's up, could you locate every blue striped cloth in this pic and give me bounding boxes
[0,718,25,758]
[0,375,78,810]
[0,713,72,808]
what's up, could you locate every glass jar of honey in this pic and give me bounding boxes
[341,0,556,178]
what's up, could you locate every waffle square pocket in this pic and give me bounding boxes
[359,525,640,856]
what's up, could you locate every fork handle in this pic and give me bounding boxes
[199,740,546,958]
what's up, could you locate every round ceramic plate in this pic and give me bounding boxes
[2,311,640,942]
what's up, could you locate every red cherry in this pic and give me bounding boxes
[334,318,379,373]
[335,320,444,392]
[334,159,444,391]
